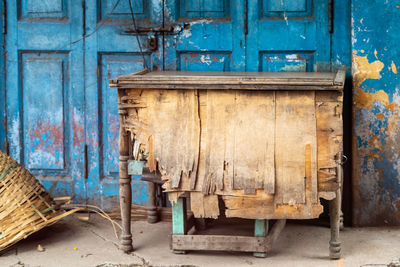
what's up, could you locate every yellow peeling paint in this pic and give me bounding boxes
[353,55,384,87]
[391,61,398,74]
[374,49,378,59]
[355,88,390,109]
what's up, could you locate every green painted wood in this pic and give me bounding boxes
[254,219,268,258]
[172,198,187,235]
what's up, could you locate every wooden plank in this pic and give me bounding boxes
[233,91,275,194]
[109,68,150,85]
[190,192,219,219]
[334,69,346,85]
[254,219,268,257]
[135,89,200,191]
[111,84,343,91]
[315,91,343,194]
[171,235,266,253]
[202,91,236,194]
[223,194,324,219]
[275,91,317,205]
[195,90,208,192]
[115,70,336,84]
[172,198,187,235]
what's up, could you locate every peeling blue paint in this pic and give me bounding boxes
[353,0,400,225]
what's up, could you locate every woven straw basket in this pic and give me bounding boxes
[0,151,79,251]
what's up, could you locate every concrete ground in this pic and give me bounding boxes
[1,213,400,267]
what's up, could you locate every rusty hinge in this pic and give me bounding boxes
[328,0,334,34]
[84,144,88,179]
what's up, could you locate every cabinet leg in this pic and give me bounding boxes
[254,219,268,258]
[147,182,158,223]
[329,197,341,259]
[172,198,187,254]
[119,126,133,253]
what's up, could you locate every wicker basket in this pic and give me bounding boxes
[0,151,79,251]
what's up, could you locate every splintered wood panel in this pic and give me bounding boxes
[198,90,275,195]
[201,90,236,194]
[315,91,343,192]
[190,192,219,218]
[232,91,275,194]
[132,89,200,190]
[275,91,317,205]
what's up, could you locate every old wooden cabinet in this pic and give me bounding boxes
[111,69,345,258]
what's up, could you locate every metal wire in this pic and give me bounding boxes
[128,0,149,70]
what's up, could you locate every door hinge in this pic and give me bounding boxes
[328,0,334,34]
[84,144,88,179]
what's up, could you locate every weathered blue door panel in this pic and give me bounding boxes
[246,0,330,72]
[164,0,330,73]
[6,0,85,198]
[5,0,162,210]
[84,0,163,210]
[164,0,246,71]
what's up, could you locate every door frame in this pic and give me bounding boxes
[332,0,352,225]
[0,0,5,153]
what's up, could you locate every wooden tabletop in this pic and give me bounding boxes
[110,69,345,91]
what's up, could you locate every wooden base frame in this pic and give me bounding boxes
[170,197,286,257]
[119,164,342,258]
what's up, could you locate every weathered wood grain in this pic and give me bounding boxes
[275,91,317,205]
[315,91,343,194]
[171,235,267,253]
[190,191,219,219]
[202,91,236,194]
[114,71,344,220]
[129,89,200,191]
[233,91,275,194]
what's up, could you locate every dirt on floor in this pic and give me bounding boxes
[1,213,400,267]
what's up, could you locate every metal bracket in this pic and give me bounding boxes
[127,160,145,176]
[123,25,176,35]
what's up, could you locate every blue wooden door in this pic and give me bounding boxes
[5,1,163,209]
[246,0,331,72]
[164,0,331,72]
[84,0,163,209]
[4,1,332,209]
[164,0,246,71]
[6,0,86,197]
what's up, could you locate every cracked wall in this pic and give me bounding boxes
[352,0,400,225]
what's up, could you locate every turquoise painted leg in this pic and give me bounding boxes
[172,198,187,254]
[254,219,268,257]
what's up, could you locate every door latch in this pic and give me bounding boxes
[123,25,176,35]
[147,36,158,51]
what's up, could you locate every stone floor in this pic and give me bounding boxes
[1,213,400,267]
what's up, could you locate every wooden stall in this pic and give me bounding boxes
[110,69,345,258]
